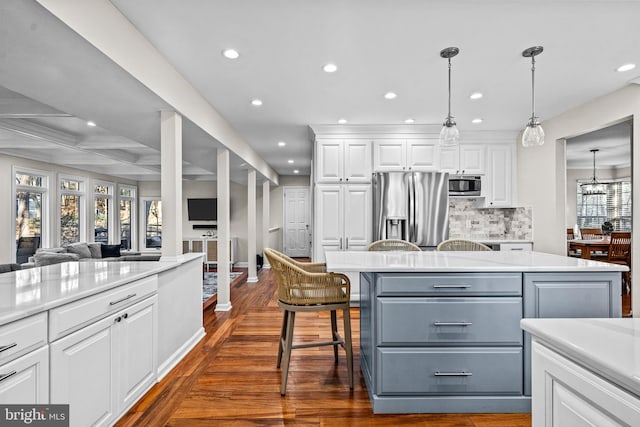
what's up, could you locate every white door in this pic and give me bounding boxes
[284,187,311,257]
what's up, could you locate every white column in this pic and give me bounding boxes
[215,148,232,311]
[160,111,182,261]
[247,170,258,282]
[262,180,271,269]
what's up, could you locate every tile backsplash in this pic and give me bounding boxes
[448,198,533,240]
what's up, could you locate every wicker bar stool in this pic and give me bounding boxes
[436,239,492,251]
[264,248,353,395]
[367,239,421,251]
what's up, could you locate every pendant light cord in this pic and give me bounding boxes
[592,150,597,181]
[447,57,452,119]
[531,55,536,121]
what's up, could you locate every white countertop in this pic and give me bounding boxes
[324,250,627,273]
[478,239,533,244]
[521,318,640,397]
[0,253,203,326]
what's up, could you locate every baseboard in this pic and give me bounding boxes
[215,302,233,311]
[157,327,205,380]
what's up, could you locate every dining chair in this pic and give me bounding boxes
[436,239,492,251]
[263,248,353,395]
[606,232,632,293]
[367,239,421,251]
[580,228,603,240]
[567,228,579,257]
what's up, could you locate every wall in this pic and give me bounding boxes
[448,198,532,240]
[565,167,628,227]
[138,175,310,264]
[1,153,137,262]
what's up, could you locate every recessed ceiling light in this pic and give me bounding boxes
[87,121,96,127]
[288,159,294,164]
[384,92,397,100]
[222,49,240,59]
[616,63,636,72]
[251,99,263,106]
[277,141,286,147]
[337,118,348,124]
[469,92,483,100]
[323,63,337,73]
[472,118,483,124]
[293,170,299,174]
[404,118,415,124]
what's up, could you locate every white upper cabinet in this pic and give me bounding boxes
[316,140,371,183]
[439,143,486,175]
[485,144,513,207]
[373,139,438,172]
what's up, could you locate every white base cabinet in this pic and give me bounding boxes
[0,345,49,404]
[50,295,157,427]
[531,339,640,426]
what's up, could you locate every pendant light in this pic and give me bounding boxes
[521,46,545,147]
[581,149,607,196]
[439,47,460,147]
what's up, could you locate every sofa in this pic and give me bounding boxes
[23,242,161,268]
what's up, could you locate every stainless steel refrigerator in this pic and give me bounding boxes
[373,171,449,249]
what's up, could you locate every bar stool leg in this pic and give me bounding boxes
[280,311,295,395]
[330,310,339,363]
[277,310,288,368]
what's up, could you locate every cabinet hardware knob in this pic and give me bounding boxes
[339,178,343,182]
[114,316,122,323]
[345,178,349,181]
[0,371,17,383]
[0,343,17,353]
[122,313,129,319]
[434,371,473,377]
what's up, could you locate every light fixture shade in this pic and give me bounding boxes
[522,120,545,147]
[439,120,459,146]
[580,183,606,196]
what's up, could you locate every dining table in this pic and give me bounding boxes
[568,237,611,260]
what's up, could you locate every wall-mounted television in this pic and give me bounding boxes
[187,198,217,221]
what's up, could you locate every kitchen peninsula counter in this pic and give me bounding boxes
[325,250,625,414]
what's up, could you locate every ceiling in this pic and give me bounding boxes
[0,0,639,183]
[566,121,632,169]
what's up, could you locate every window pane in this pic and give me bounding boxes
[94,185,110,195]
[61,194,81,244]
[61,179,80,191]
[16,191,42,263]
[120,199,132,250]
[145,200,162,248]
[576,179,632,232]
[120,187,134,197]
[16,173,44,187]
[95,197,109,243]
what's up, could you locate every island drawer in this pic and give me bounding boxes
[376,347,523,395]
[49,274,158,341]
[375,273,522,296]
[376,297,523,346]
[0,312,47,366]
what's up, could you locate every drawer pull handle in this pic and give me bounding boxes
[433,322,473,326]
[0,371,17,383]
[0,343,17,353]
[434,371,473,377]
[109,293,137,306]
[510,248,524,251]
[432,284,471,289]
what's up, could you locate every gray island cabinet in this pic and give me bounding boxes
[325,251,624,414]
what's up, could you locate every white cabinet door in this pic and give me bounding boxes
[51,314,116,427]
[343,185,372,250]
[373,140,405,171]
[119,297,157,413]
[406,140,438,171]
[0,345,48,404]
[439,146,459,173]
[459,144,486,175]
[315,185,343,262]
[344,141,372,182]
[316,141,343,182]
[486,144,513,207]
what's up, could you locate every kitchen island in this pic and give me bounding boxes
[0,253,204,426]
[325,250,627,414]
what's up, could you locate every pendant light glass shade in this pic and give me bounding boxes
[581,149,606,196]
[522,46,544,147]
[439,47,460,147]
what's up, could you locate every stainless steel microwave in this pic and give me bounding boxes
[449,175,482,196]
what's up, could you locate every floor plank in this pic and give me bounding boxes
[117,265,532,426]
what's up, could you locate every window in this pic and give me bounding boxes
[141,198,162,249]
[14,168,49,263]
[118,185,137,250]
[93,182,114,244]
[59,176,86,245]
[577,178,632,231]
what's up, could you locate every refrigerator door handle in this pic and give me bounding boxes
[339,237,343,250]
[408,173,416,242]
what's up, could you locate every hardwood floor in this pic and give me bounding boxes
[117,266,532,426]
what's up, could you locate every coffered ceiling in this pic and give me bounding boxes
[0,0,638,182]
